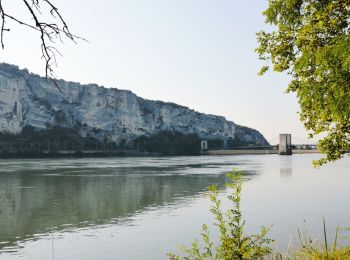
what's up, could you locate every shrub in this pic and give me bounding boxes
[168,170,273,259]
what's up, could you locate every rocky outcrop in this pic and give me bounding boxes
[0,63,269,146]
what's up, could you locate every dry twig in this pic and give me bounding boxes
[0,0,84,92]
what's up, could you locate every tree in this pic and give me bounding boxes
[257,0,350,166]
[0,0,81,90]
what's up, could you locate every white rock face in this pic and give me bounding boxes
[0,63,267,145]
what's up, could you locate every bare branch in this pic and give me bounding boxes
[0,0,84,92]
[0,0,8,49]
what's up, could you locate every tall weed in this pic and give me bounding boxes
[168,169,273,260]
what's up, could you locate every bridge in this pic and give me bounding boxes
[205,134,318,156]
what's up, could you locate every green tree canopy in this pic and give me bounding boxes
[257,0,350,165]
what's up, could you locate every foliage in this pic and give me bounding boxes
[0,126,86,143]
[226,137,257,149]
[168,170,273,259]
[293,246,350,259]
[227,125,269,148]
[256,0,350,166]
[208,139,225,150]
[0,126,121,154]
[133,131,201,155]
[288,220,350,260]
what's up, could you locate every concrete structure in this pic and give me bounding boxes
[279,134,292,155]
[201,140,208,151]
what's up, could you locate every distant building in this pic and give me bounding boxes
[279,134,292,155]
[201,140,208,151]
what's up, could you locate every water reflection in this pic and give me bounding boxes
[3,155,341,260]
[280,167,293,178]
[0,158,238,250]
[280,156,293,178]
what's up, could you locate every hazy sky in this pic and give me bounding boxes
[0,0,316,144]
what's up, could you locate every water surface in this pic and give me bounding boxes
[0,154,349,259]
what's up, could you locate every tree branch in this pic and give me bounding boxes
[0,0,84,93]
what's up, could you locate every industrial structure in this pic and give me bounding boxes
[201,140,208,152]
[279,134,292,155]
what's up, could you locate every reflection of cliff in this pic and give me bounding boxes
[0,167,227,249]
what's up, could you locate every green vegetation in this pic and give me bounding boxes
[0,128,201,156]
[257,0,350,166]
[290,221,350,260]
[226,137,256,149]
[168,170,273,259]
[0,126,86,143]
[0,126,119,155]
[208,139,225,150]
[169,170,350,259]
[133,131,201,155]
[226,125,269,148]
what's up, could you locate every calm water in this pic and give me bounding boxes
[0,154,349,259]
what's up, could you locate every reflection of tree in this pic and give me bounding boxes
[0,168,227,249]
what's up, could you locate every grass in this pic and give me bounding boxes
[287,222,350,260]
[169,169,350,260]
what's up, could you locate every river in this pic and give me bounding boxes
[0,154,349,259]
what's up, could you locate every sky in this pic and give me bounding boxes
[0,0,317,144]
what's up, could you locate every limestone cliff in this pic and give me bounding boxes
[0,63,268,146]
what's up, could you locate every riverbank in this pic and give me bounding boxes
[207,149,320,155]
[0,150,156,159]
[0,149,321,158]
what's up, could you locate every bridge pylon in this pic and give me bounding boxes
[279,134,292,155]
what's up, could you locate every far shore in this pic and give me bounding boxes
[206,149,321,156]
[0,149,321,159]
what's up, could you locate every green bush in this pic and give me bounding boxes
[168,170,273,259]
